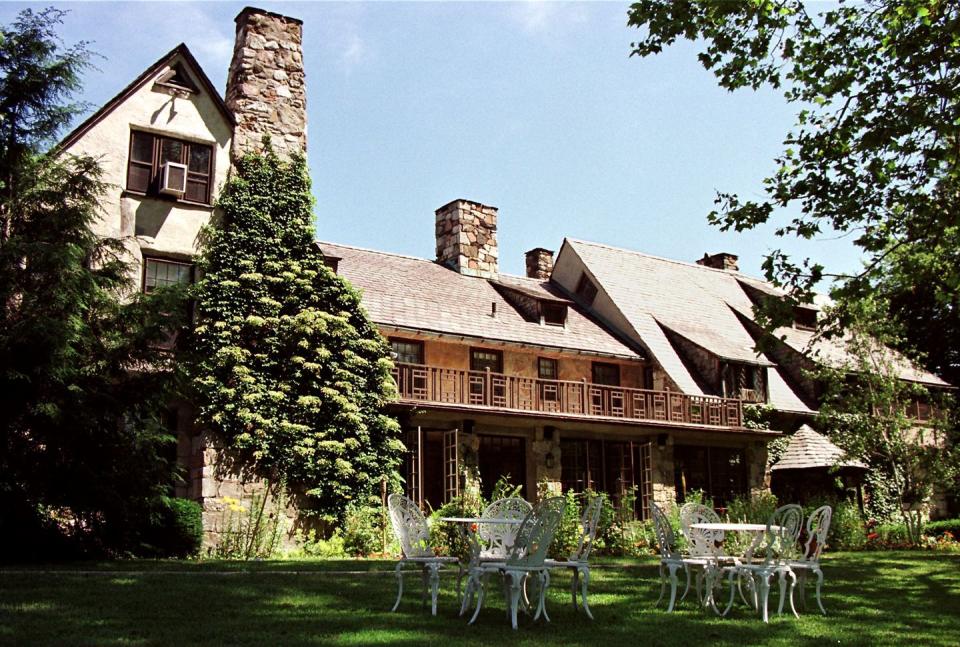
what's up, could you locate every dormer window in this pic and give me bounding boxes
[154,62,198,95]
[541,301,567,327]
[576,273,598,306]
[722,362,767,403]
[794,305,817,331]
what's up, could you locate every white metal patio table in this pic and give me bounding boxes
[689,522,783,615]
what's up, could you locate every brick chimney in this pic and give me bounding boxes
[226,7,306,162]
[696,252,739,272]
[435,199,498,279]
[525,248,554,280]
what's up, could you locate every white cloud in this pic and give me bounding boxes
[509,1,590,35]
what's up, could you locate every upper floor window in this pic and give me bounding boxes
[575,273,598,306]
[127,130,213,205]
[592,362,620,386]
[390,338,424,365]
[722,362,767,402]
[538,357,558,380]
[470,348,503,374]
[794,305,817,331]
[143,257,193,293]
[541,301,567,327]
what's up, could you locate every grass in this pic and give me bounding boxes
[1,552,958,646]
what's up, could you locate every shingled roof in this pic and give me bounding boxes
[317,241,641,359]
[771,424,867,471]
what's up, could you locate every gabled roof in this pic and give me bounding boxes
[317,241,642,359]
[771,424,867,471]
[58,43,233,152]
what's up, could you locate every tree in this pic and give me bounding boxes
[814,302,958,544]
[190,143,403,521]
[627,1,960,380]
[0,8,187,557]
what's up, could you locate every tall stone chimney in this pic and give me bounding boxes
[525,248,554,280]
[226,7,306,162]
[696,252,739,272]
[435,199,498,279]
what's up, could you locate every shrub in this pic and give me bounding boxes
[342,504,383,557]
[924,518,960,538]
[547,489,583,559]
[136,496,204,559]
[822,499,866,551]
[286,529,347,558]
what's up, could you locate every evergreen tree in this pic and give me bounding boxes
[191,144,402,519]
[0,8,187,558]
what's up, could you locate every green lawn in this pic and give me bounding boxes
[1,552,958,646]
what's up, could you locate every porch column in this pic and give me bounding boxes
[532,426,562,498]
[746,441,768,498]
[652,434,677,510]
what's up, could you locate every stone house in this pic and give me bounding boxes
[58,7,950,539]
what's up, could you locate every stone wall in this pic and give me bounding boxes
[435,199,499,279]
[525,248,554,280]
[226,7,307,162]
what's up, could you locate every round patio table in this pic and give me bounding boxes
[689,522,782,615]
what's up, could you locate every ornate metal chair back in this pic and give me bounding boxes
[569,494,604,562]
[761,504,804,563]
[478,497,532,558]
[651,502,681,560]
[679,503,723,557]
[800,505,833,564]
[505,496,566,569]
[387,493,433,559]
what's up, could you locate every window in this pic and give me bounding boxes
[390,338,424,365]
[673,446,747,509]
[143,258,193,293]
[538,357,558,380]
[470,348,503,373]
[794,306,817,331]
[127,130,213,204]
[560,439,601,493]
[575,273,598,306]
[541,302,567,326]
[722,362,767,402]
[643,366,655,390]
[592,362,620,386]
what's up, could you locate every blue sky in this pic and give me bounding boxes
[3,1,860,282]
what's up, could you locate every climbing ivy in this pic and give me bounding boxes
[189,143,403,519]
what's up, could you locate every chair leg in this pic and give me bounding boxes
[777,569,787,616]
[579,566,593,620]
[814,567,826,615]
[391,562,404,612]
[427,563,441,616]
[667,562,681,613]
[655,563,666,607]
[722,569,738,617]
[787,569,799,619]
[534,570,551,622]
[680,566,693,601]
[758,572,771,623]
[508,572,523,630]
[469,572,488,625]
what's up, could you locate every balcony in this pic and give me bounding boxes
[391,363,744,429]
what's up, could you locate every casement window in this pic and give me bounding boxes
[722,362,767,403]
[575,273,598,306]
[591,362,620,387]
[538,357,558,380]
[470,348,503,374]
[143,257,193,293]
[127,130,214,204]
[390,338,424,365]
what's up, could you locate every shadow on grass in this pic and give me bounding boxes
[1,553,958,646]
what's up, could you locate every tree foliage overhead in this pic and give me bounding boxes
[190,144,402,518]
[628,0,960,381]
[0,8,186,558]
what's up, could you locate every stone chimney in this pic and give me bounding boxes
[525,248,554,280]
[435,199,498,279]
[696,252,739,272]
[226,7,306,162]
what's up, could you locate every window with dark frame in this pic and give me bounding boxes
[575,273,598,306]
[538,357,558,380]
[470,348,503,373]
[143,258,193,293]
[390,338,424,365]
[127,130,213,204]
[541,301,567,326]
[591,361,620,386]
[673,445,747,509]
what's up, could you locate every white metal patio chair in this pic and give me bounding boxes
[650,502,693,613]
[679,502,743,613]
[730,504,803,622]
[387,493,460,616]
[544,494,604,619]
[787,505,832,614]
[459,496,532,616]
[467,496,567,630]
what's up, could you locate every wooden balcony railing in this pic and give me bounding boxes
[391,363,743,428]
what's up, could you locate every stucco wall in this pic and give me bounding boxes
[62,52,231,278]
